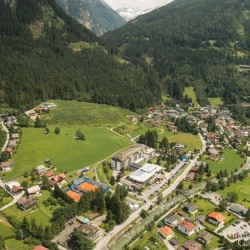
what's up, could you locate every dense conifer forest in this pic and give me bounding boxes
[0,0,161,110]
[104,0,250,106]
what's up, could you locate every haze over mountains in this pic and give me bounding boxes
[55,0,126,36]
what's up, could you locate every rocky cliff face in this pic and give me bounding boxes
[55,0,126,36]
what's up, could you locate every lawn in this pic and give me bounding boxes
[0,216,15,237]
[5,238,33,250]
[208,98,224,106]
[0,187,12,209]
[130,226,167,250]
[204,149,245,175]
[2,191,60,228]
[217,175,250,207]
[184,87,199,106]
[6,126,132,180]
[45,100,135,126]
[168,133,202,151]
[126,123,163,138]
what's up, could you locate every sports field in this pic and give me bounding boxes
[6,126,132,180]
[217,175,250,207]
[204,149,245,175]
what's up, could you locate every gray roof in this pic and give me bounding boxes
[198,232,213,242]
[165,214,178,223]
[184,204,198,212]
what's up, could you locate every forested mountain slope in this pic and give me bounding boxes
[0,0,161,110]
[104,0,250,106]
[55,0,126,36]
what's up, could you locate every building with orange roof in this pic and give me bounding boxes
[207,212,225,226]
[66,190,81,203]
[78,182,98,192]
[159,225,174,239]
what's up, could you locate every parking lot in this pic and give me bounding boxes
[222,220,250,242]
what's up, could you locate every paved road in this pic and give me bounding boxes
[0,179,24,212]
[95,134,206,250]
[1,122,10,152]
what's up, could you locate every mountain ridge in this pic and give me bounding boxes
[55,0,126,36]
[104,0,250,106]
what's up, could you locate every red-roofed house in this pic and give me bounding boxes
[159,225,174,240]
[53,173,66,183]
[207,212,225,226]
[46,172,54,179]
[50,173,66,188]
[177,220,198,236]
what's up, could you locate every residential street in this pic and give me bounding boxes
[95,134,206,250]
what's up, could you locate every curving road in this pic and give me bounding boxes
[95,134,206,250]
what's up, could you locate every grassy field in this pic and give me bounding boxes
[5,238,33,250]
[0,216,15,237]
[0,187,12,208]
[130,226,167,250]
[45,100,135,126]
[168,133,202,151]
[204,149,245,175]
[5,126,132,180]
[2,191,58,228]
[217,175,250,207]
[184,87,199,106]
[208,97,224,106]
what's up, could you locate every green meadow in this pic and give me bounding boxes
[204,149,245,175]
[5,126,132,180]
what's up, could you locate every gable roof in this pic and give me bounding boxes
[198,231,213,242]
[178,220,197,232]
[160,225,174,236]
[27,185,40,194]
[208,212,225,223]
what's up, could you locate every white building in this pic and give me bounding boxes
[128,163,162,184]
[111,144,155,171]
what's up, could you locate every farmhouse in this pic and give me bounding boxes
[17,197,38,211]
[197,231,213,244]
[159,225,174,240]
[128,163,162,185]
[27,185,41,197]
[5,181,23,195]
[50,173,66,188]
[207,212,225,226]
[0,161,13,172]
[111,144,155,170]
[177,220,198,236]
